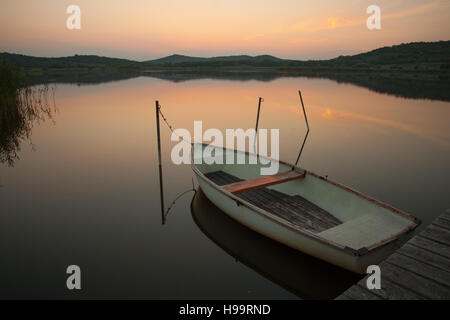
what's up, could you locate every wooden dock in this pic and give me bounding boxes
[337,209,450,300]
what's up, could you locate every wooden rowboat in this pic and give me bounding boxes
[192,143,420,274]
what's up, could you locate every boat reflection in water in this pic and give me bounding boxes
[191,189,363,300]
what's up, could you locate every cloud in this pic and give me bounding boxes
[243,0,445,42]
[384,1,442,20]
[287,16,362,33]
[291,1,443,33]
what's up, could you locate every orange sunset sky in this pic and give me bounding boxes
[1,0,449,60]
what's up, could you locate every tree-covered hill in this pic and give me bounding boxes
[2,40,449,71]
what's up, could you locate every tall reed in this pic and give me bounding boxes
[0,60,56,166]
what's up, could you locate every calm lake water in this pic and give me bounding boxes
[1,76,449,299]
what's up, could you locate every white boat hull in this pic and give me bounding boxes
[192,144,419,274]
[196,172,405,273]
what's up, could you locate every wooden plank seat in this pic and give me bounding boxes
[220,170,305,195]
[204,170,341,233]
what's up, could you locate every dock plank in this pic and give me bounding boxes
[343,277,425,300]
[410,236,450,259]
[439,212,450,223]
[386,252,450,287]
[334,293,353,300]
[420,224,450,246]
[398,243,450,272]
[433,217,450,230]
[381,262,450,299]
[366,278,425,300]
[340,284,382,300]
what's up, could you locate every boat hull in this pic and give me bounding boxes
[195,171,409,274]
[191,143,419,274]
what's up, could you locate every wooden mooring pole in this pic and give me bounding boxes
[294,90,310,168]
[253,97,263,153]
[155,100,165,225]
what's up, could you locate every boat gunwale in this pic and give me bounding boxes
[191,143,420,256]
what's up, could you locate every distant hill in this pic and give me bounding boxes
[145,41,450,68]
[147,54,284,64]
[1,40,449,72]
[0,53,141,69]
[148,54,205,64]
[321,41,450,67]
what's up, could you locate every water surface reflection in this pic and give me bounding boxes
[0,76,448,298]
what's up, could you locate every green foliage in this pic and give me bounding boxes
[0,53,142,71]
[143,41,450,69]
[326,41,450,67]
[0,59,22,98]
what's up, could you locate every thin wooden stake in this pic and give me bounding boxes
[253,97,263,153]
[294,90,310,168]
[156,100,165,224]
